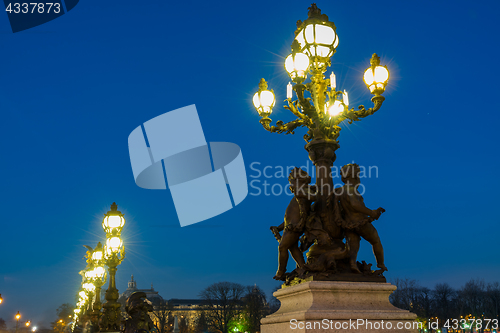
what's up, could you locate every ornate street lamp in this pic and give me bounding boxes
[15,312,21,333]
[99,202,125,332]
[252,3,390,250]
[83,242,107,327]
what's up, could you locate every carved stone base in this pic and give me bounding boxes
[261,281,417,333]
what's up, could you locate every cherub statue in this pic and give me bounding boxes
[123,292,154,333]
[334,163,386,273]
[270,167,317,280]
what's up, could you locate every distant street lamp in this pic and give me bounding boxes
[32,327,37,333]
[0,294,3,304]
[88,241,106,325]
[25,321,30,327]
[99,202,126,332]
[15,312,21,333]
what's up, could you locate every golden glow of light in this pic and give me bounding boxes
[253,90,275,114]
[25,321,30,327]
[15,313,21,320]
[325,100,345,117]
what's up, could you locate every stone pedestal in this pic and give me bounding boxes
[261,281,418,333]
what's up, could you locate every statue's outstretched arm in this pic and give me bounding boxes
[348,194,375,216]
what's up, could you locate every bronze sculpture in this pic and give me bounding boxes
[271,167,316,280]
[270,164,387,285]
[335,164,386,274]
[122,292,154,333]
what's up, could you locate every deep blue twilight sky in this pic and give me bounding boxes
[1,0,499,328]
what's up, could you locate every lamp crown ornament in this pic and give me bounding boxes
[307,3,324,19]
[106,202,120,215]
[258,78,268,91]
[370,53,381,67]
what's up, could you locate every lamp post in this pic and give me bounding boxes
[252,3,390,249]
[83,242,107,328]
[15,312,21,333]
[99,202,125,332]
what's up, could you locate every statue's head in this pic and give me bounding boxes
[341,163,361,183]
[288,167,311,192]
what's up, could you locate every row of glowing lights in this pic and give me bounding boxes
[253,65,389,117]
[1,299,36,331]
[12,312,38,332]
[72,214,125,330]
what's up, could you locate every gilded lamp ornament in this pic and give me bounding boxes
[253,3,390,146]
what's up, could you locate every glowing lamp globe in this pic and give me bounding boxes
[285,51,310,81]
[82,283,95,292]
[294,5,338,67]
[253,79,275,115]
[295,23,337,58]
[93,266,105,278]
[102,203,125,235]
[92,242,104,265]
[106,236,122,255]
[363,53,389,94]
[92,251,103,260]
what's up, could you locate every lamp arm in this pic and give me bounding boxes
[259,117,307,135]
[284,98,306,120]
[294,84,317,119]
[342,95,385,124]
